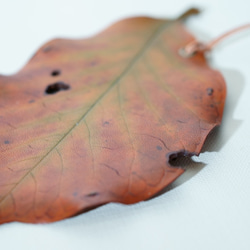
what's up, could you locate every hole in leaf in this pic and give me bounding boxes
[51,70,61,76]
[168,150,195,168]
[45,82,70,94]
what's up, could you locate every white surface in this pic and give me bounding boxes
[0,0,250,249]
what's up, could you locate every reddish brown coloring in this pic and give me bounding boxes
[0,9,226,224]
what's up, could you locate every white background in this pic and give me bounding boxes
[0,0,250,249]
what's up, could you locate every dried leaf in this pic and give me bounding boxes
[0,8,226,224]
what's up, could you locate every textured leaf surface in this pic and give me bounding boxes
[0,9,226,224]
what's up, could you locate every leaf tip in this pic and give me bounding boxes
[177,7,201,21]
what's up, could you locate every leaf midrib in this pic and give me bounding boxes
[0,18,178,205]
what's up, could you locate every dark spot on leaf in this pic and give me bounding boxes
[4,140,10,144]
[86,192,99,197]
[43,46,52,52]
[103,121,110,126]
[51,70,61,76]
[90,61,98,67]
[45,82,70,94]
[207,88,214,96]
[177,120,185,123]
[156,145,162,150]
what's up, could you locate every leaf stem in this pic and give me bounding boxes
[180,23,250,57]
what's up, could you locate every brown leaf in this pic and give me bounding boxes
[0,8,226,224]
